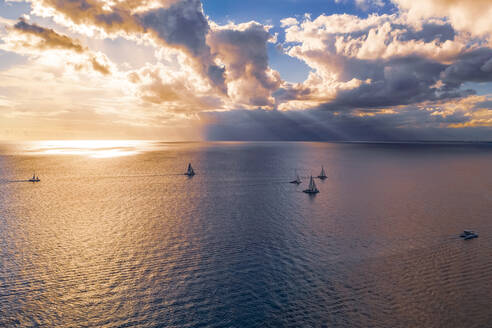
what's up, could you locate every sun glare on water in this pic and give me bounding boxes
[25,140,151,158]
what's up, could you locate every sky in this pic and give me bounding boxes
[0,0,491,141]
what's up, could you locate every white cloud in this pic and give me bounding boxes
[392,0,492,38]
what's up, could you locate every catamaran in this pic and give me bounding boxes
[290,170,301,184]
[460,230,478,240]
[28,173,40,182]
[185,163,195,176]
[303,176,319,194]
[318,166,327,179]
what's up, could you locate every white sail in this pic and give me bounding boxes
[304,176,319,193]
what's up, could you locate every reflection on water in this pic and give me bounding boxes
[21,140,157,158]
[0,142,491,327]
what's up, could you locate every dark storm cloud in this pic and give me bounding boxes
[334,47,492,111]
[139,0,210,57]
[273,86,312,104]
[138,0,226,92]
[323,56,473,110]
[276,55,473,111]
[277,49,490,113]
[475,100,492,109]
[397,23,455,43]
[441,48,492,87]
[201,107,490,141]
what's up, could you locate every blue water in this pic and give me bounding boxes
[0,141,491,327]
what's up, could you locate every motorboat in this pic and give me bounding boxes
[460,230,478,240]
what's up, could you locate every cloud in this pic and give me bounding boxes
[90,55,110,75]
[316,56,474,111]
[280,17,298,28]
[334,0,385,11]
[201,95,492,141]
[278,13,489,113]
[12,18,85,53]
[441,48,492,87]
[26,0,141,35]
[1,0,490,140]
[355,0,385,11]
[129,62,224,113]
[138,0,226,93]
[283,13,469,63]
[0,16,16,27]
[198,109,474,141]
[208,21,281,108]
[2,19,111,75]
[22,0,226,92]
[0,56,205,140]
[392,0,492,38]
[139,0,209,58]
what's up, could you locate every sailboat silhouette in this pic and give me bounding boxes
[28,172,40,182]
[303,176,319,194]
[290,170,301,184]
[185,163,195,176]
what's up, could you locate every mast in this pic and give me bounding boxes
[310,176,318,192]
[303,175,319,193]
[186,163,195,176]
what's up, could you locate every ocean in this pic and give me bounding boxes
[0,141,491,327]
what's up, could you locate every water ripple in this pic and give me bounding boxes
[1,142,491,327]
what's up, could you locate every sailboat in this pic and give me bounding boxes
[28,172,40,182]
[185,163,195,176]
[290,170,302,184]
[317,166,327,180]
[303,176,319,194]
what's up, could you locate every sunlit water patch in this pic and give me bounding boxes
[19,140,161,158]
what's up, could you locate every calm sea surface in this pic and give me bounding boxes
[0,141,491,327]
